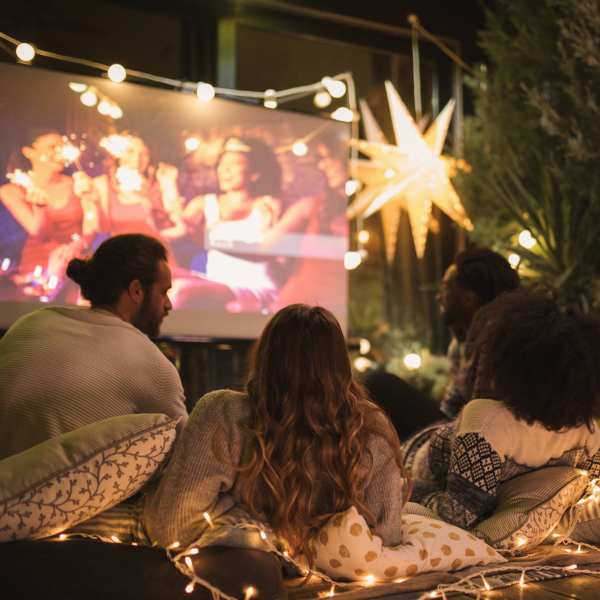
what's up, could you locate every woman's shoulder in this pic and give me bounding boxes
[190,389,250,420]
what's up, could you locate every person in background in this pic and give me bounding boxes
[0,130,100,299]
[414,289,600,529]
[0,233,187,460]
[144,304,409,559]
[437,247,520,418]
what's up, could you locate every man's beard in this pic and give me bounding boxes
[131,292,161,338]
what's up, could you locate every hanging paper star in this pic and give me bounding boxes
[347,80,473,260]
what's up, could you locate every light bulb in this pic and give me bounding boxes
[107,63,126,83]
[344,251,362,270]
[314,91,332,108]
[357,229,370,244]
[403,353,422,370]
[244,586,257,600]
[331,107,354,122]
[16,42,35,62]
[353,356,373,373]
[321,77,346,98]
[264,89,278,109]
[508,252,521,269]
[109,105,123,119]
[185,582,194,593]
[292,141,308,157]
[196,82,215,102]
[98,100,112,116]
[185,137,200,152]
[518,229,536,249]
[359,338,371,355]
[364,574,376,586]
[80,90,98,107]
[384,168,396,179]
[68,82,87,93]
[345,179,360,196]
[1,258,10,271]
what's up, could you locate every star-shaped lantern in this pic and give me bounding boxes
[347,81,473,260]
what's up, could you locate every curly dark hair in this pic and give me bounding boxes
[66,234,167,306]
[470,289,600,431]
[454,247,520,304]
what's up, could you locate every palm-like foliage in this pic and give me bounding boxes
[459,0,600,311]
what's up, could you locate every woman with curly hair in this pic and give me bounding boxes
[144,304,408,559]
[413,289,600,530]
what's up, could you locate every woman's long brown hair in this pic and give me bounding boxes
[237,304,404,561]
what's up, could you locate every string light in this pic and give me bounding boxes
[184,556,193,569]
[481,575,491,591]
[185,137,200,152]
[243,585,257,600]
[364,574,376,586]
[186,548,199,556]
[327,584,335,596]
[357,229,370,244]
[107,63,126,83]
[168,541,181,549]
[331,107,354,122]
[403,352,422,370]
[321,76,347,98]
[69,82,87,92]
[259,530,268,541]
[518,571,526,588]
[263,89,278,109]
[80,89,98,107]
[185,582,195,594]
[203,512,214,528]
[345,179,360,196]
[344,251,362,270]
[291,141,308,157]
[16,42,35,62]
[359,338,371,355]
[353,356,374,372]
[508,252,521,269]
[98,99,112,115]
[196,82,215,102]
[518,229,536,250]
[58,534,67,541]
[110,535,120,543]
[314,91,332,108]
[1,258,10,271]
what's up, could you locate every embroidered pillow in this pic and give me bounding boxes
[313,507,504,581]
[0,413,177,542]
[475,466,588,550]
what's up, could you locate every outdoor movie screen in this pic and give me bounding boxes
[0,64,349,338]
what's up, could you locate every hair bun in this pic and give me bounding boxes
[66,258,91,285]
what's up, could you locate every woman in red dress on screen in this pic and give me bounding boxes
[167,136,283,313]
[0,131,99,300]
[94,132,181,238]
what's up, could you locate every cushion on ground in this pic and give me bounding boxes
[0,538,285,600]
[0,413,177,542]
[313,507,504,582]
[475,466,588,550]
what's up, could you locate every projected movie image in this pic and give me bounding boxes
[0,64,349,337]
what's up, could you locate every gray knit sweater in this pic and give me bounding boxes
[143,389,406,549]
[0,306,187,460]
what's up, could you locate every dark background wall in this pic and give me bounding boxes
[0,0,485,409]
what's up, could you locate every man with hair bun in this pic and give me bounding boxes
[0,233,187,460]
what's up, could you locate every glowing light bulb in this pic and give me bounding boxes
[33,265,43,278]
[168,541,181,549]
[519,571,526,588]
[80,90,98,107]
[357,229,370,244]
[259,530,268,541]
[345,179,360,196]
[314,91,332,108]
[359,338,371,355]
[344,251,362,270]
[481,575,491,591]
[566,564,578,570]
[364,574,376,586]
[384,168,396,179]
[264,89,278,109]
[184,556,193,569]
[16,42,35,62]
[48,275,59,290]
[508,253,521,269]
[60,144,81,164]
[187,548,199,555]
[516,536,527,547]
[292,141,308,157]
[107,63,126,83]
[321,77,347,98]
[185,582,194,593]
[58,534,67,541]
[115,166,143,193]
[518,229,536,250]
[196,82,215,102]
[331,107,354,122]
[353,356,373,373]
[403,353,422,370]
[109,105,123,119]
[327,584,335,596]
[111,535,120,543]
[1,258,10,271]
[244,585,257,600]
[68,82,87,93]
[98,100,112,116]
[185,137,200,152]
[203,511,214,528]
[99,134,130,158]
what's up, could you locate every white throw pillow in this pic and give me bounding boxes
[313,507,505,581]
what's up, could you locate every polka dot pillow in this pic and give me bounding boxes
[313,507,505,581]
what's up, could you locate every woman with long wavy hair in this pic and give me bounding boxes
[144,304,409,560]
